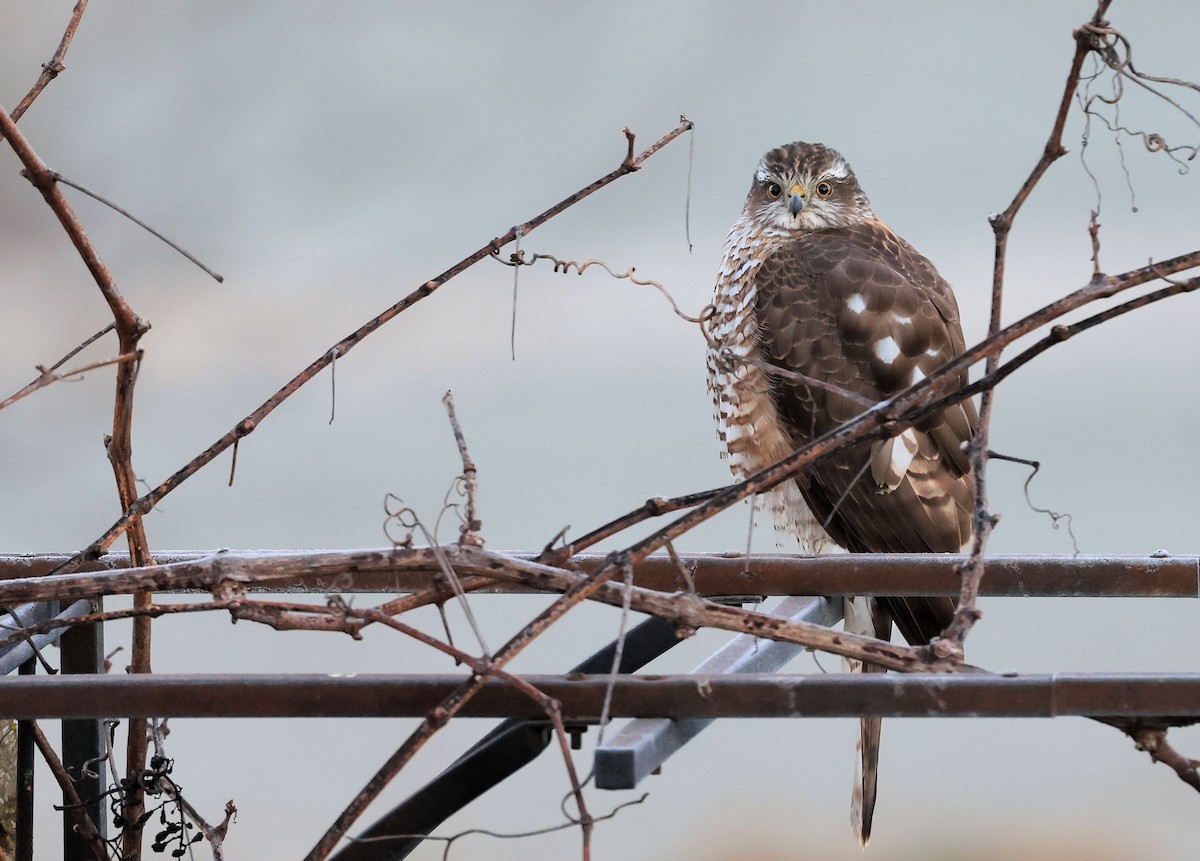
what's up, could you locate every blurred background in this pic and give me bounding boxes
[2,1,1199,858]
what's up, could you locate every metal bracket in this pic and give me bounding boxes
[594,594,844,789]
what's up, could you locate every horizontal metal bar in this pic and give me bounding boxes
[0,550,1195,597]
[0,600,92,676]
[3,672,1200,719]
[595,596,842,789]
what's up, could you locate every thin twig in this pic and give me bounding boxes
[442,391,483,546]
[510,225,522,361]
[8,0,90,123]
[0,350,138,412]
[684,120,695,252]
[988,451,1080,554]
[162,778,236,860]
[47,171,224,282]
[328,347,339,424]
[595,560,636,746]
[539,488,724,565]
[720,350,877,406]
[494,250,706,324]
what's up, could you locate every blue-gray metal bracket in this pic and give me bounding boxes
[0,600,94,676]
[594,594,844,789]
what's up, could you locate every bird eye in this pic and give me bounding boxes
[815,180,834,198]
[766,182,782,199]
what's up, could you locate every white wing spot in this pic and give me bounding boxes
[874,336,901,363]
[892,314,912,325]
[890,428,920,480]
[910,366,925,385]
[847,293,866,314]
[925,347,940,358]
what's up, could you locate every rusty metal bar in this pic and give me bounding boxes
[0,551,1195,598]
[595,596,842,790]
[3,672,1200,719]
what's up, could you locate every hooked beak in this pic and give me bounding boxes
[788,188,806,217]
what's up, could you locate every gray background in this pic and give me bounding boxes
[2,2,1199,858]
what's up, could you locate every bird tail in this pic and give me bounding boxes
[843,596,893,847]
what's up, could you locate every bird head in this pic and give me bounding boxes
[744,141,874,231]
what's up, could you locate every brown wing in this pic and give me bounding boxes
[753,218,977,644]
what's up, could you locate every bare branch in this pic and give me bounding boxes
[1097,718,1200,793]
[442,391,483,547]
[0,350,138,412]
[8,0,90,123]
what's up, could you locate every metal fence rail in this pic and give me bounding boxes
[1,550,1197,597]
[5,671,1200,720]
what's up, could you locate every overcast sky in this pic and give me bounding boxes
[3,2,1200,859]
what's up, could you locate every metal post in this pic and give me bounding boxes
[59,601,105,861]
[15,656,35,861]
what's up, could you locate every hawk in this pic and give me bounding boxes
[706,141,977,844]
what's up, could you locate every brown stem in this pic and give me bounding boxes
[1095,718,1200,793]
[7,0,90,123]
